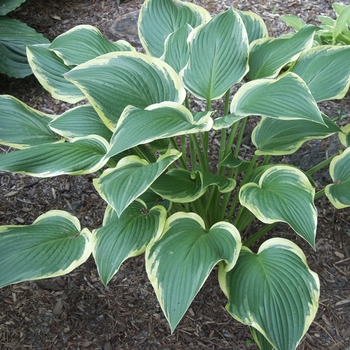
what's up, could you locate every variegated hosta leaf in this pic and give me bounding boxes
[93,201,166,286]
[49,25,134,66]
[94,150,181,217]
[237,10,268,43]
[230,72,324,125]
[280,14,307,31]
[289,46,350,102]
[325,147,350,209]
[250,328,274,350]
[49,104,113,140]
[252,114,341,155]
[339,124,350,148]
[0,95,58,148]
[0,135,109,177]
[333,5,350,40]
[181,7,249,101]
[138,0,210,57]
[146,212,242,331]
[0,0,27,15]
[219,238,320,350]
[247,25,317,80]
[65,52,186,130]
[0,17,49,78]
[213,113,246,130]
[0,210,92,288]
[160,24,192,73]
[106,102,212,158]
[239,165,317,247]
[26,44,85,103]
[151,169,236,203]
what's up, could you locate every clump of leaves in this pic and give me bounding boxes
[282,2,350,45]
[1,0,350,349]
[0,0,49,78]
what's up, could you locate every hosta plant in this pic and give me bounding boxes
[1,0,350,349]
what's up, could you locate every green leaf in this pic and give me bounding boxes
[0,95,58,148]
[289,45,350,102]
[219,238,320,350]
[325,147,350,209]
[252,114,341,156]
[26,44,85,103]
[237,10,268,43]
[0,135,109,177]
[65,52,186,130]
[239,165,317,247]
[280,14,307,31]
[231,72,324,125]
[181,8,249,100]
[138,0,210,57]
[339,124,350,148]
[0,0,27,15]
[93,202,166,285]
[333,5,350,40]
[213,113,246,130]
[49,104,113,140]
[146,212,242,331]
[0,17,49,78]
[106,102,212,158]
[247,25,317,80]
[160,24,192,73]
[250,328,274,350]
[94,150,181,217]
[0,210,92,288]
[50,25,134,66]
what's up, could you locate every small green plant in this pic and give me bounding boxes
[281,2,350,45]
[1,0,350,349]
[0,0,49,78]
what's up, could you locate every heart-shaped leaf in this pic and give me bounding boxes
[146,212,242,331]
[0,135,109,177]
[325,147,350,209]
[230,72,324,125]
[94,150,181,217]
[239,165,317,247]
[219,238,320,350]
[93,201,166,285]
[289,45,350,102]
[0,210,92,288]
[66,52,186,130]
[138,0,210,57]
[181,7,249,100]
[0,95,58,148]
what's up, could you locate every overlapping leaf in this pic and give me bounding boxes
[138,0,210,57]
[237,10,268,43]
[0,136,109,177]
[181,7,249,100]
[239,165,317,247]
[0,95,58,148]
[146,213,242,331]
[94,150,181,217]
[65,52,186,130]
[0,210,92,288]
[325,147,350,209]
[219,238,320,350]
[93,202,166,285]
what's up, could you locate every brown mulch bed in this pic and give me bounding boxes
[1,0,350,349]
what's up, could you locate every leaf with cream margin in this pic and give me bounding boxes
[0,135,109,177]
[230,72,324,125]
[49,25,134,66]
[325,147,350,209]
[219,238,320,350]
[0,210,92,288]
[94,150,181,217]
[339,124,350,148]
[237,10,268,43]
[65,52,186,130]
[146,212,242,332]
[239,165,317,247]
[0,94,58,148]
[93,201,166,286]
[181,7,249,100]
[138,0,210,57]
[106,102,212,158]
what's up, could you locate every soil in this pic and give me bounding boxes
[1,0,350,349]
